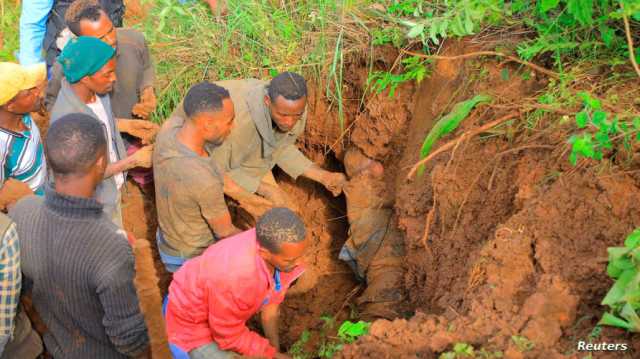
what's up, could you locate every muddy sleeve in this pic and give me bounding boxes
[274,144,313,180]
[96,239,150,356]
[191,167,229,221]
[207,285,277,358]
[45,62,63,111]
[139,36,155,91]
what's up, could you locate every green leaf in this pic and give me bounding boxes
[337,320,370,340]
[592,110,607,128]
[567,0,594,26]
[633,117,640,130]
[600,24,616,48]
[625,229,640,249]
[578,91,602,110]
[599,312,634,330]
[407,24,425,39]
[417,95,492,176]
[576,111,589,128]
[620,303,640,330]
[540,0,561,13]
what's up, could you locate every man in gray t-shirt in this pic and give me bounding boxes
[154,82,239,272]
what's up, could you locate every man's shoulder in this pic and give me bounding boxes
[116,28,147,46]
[9,195,43,222]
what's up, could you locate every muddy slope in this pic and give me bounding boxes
[304,41,640,357]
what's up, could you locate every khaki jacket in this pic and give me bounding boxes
[173,79,313,193]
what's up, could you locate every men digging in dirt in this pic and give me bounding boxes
[9,113,150,359]
[46,0,159,188]
[175,72,347,216]
[0,62,47,211]
[339,147,405,320]
[165,207,307,359]
[50,36,154,226]
[154,82,242,272]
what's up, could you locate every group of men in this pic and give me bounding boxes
[0,0,404,358]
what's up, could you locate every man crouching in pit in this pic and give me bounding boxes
[339,147,405,320]
[165,207,307,359]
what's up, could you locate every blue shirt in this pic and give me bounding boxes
[18,0,54,65]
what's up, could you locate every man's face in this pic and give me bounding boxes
[84,58,117,95]
[265,95,306,132]
[264,239,308,273]
[198,98,235,145]
[6,84,44,114]
[79,12,117,48]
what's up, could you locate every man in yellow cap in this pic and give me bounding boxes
[0,62,47,211]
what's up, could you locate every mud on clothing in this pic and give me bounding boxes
[172,79,313,193]
[0,115,47,195]
[9,188,149,358]
[46,28,155,118]
[165,228,304,358]
[339,174,405,318]
[153,115,229,260]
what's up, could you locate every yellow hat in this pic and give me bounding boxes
[0,62,46,106]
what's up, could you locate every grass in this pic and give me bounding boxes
[133,0,375,122]
[0,0,20,61]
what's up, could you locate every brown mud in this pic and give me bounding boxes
[114,3,640,354]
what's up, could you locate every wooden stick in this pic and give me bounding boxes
[400,49,560,79]
[622,5,640,78]
[406,112,520,180]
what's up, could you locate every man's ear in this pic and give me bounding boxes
[263,95,271,108]
[258,246,272,262]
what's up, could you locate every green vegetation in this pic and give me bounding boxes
[289,316,370,359]
[417,95,492,176]
[0,1,21,61]
[599,228,640,332]
[439,342,504,358]
[568,92,640,165]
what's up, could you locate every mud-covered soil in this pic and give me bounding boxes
[326,41,640,358]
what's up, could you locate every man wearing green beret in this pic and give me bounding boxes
[50,36,153,226]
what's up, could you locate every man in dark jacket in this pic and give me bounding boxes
[10,113,150,358]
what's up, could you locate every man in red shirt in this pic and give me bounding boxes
[165,207,308,359]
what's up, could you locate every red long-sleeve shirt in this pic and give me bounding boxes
[165,228,304,357]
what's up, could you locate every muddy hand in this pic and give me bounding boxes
[0,178,34,211]
[131,87,157,120]
[118,119,160,144]
[131,145,154,168]
[323,172,347,196]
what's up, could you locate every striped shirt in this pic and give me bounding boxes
[0,115,47,195]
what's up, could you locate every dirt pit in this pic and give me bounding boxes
[119,39,640,358]
[121,158,357,356]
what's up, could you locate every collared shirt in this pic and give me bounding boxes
[0,115,47,195]
[171,79,313,193]
[0,216,21,355]
[165,228,304,357]
[18,0,53,65]
[46,28,155,118]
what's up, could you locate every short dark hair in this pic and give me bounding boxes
[46,113,107,176]
[256,207,306,253]
[183,82,231,119]
[267,72,307,101]
[66,0,105,36]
